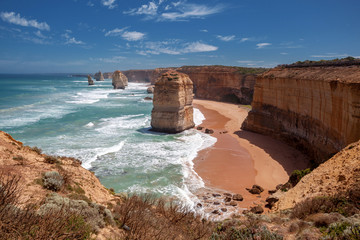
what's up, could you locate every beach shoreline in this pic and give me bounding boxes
[192,99,310,216]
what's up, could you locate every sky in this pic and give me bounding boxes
[0,0,359,73]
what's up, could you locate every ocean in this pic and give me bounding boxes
[0,74,216,210]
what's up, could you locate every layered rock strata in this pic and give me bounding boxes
[87,75,94,85]
[151,71,195,133]
[123,66,265,104]
[112,70,128,89]
[94,71,105,81]
[242,66,360,164]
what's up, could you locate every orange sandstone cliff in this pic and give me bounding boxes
[123,66,265,104]
[242,65,360,164]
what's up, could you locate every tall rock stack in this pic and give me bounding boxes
[112,70,128,89]
[87,75,94,85]
[151,70,195,133]
[94,71,104,81]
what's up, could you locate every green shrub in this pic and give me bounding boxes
[289,168,311,186]
[44,155,59,164]
[42,171,64,191]
[31,146,42,155]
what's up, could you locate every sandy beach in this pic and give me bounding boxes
[193,99,309,211]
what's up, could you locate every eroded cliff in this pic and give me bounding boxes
[242,66,360,164]
[123,66,265,104]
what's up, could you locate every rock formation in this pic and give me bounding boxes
[87,75,94,85]
[112,70,128,89]
[103,72,113,79]
[242,65,360,164]
[94,71,105,81]
[151,71,195,133]
[123,66,266,104]
[147,86,154,93]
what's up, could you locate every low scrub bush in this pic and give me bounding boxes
[31,146,42,155]
[113,194,213,240]
[291,196,358,219]
[0,172,93,239]
[289,168,311,186]
[44,155,59,164]
[42,171,64,191]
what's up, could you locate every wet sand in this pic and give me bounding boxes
[193,99,309,211]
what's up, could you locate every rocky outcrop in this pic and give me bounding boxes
[275,140,360,210]
[147,86,154,93]
[112,70,128,89]
[123,66,266,104]
[151,71,195,133]
[242,66,360,164]
[87,75,94,85]
[94,71,105,81]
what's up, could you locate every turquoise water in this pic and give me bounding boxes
[0,74,216,208]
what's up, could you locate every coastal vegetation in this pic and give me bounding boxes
[278,56,360,68]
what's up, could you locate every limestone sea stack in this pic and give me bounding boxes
[112,70,128,89]
[94,71,105,81]
[151,71,195,133]
[87,75,94,85]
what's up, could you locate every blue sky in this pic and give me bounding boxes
[0,0,359,73]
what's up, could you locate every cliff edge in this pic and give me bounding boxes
[242,65,360,164]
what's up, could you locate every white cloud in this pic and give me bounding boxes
[200,29,208,33]
[62,32,84,45]
[240,38,250,42]
[93,56,126,63]
[216,35,235,42]
[121,31,145,41]
[66,37,84,45]
[34,30,47,38]
[102,0,116,9]
[161,4,223,21]
[256,43,271,49]
[105,28,145,41]
[105,27,127,37]
[137,40,218,55]
[280,52,288,55]
[184,42,218,53]
[0,11,50,31]
[87,1,94,7]
[125,2,158,15]
[310,53,350,58]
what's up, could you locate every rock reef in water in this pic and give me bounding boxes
[112,70,128,89]
[94,71,104,81]
[151,71,195,133]
[242,65,360,164]
[87,75,94,85]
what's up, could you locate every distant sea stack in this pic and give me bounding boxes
[112,70,128,89]
[87,75,94,85]
[94,71,105,81]
[151,70,195,133]
[242,64,360,164]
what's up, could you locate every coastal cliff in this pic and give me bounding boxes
[123,66,266,104]
[151,71,194,133]
[242,65,360,164]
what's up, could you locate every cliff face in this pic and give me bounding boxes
[151,71,194,133]
[112,70,128,89]
[177,66,257,104]
[123,66,262,104]
[242,66,360,164]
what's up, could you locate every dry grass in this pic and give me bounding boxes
[113,194,213,240]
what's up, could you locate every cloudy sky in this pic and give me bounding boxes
[0,0,359,73]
